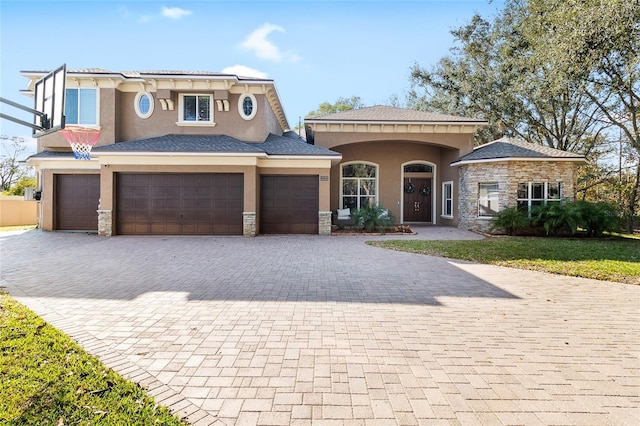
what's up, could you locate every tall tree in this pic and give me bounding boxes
[306,96,365,118]
[521,0,640,231]
[409,4,608,154]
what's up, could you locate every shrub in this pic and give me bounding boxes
[491,206,530,235]
[573,200,622,237]
[351,204,395,232]
[531,202,580,236]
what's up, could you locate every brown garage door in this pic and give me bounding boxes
[116,173,243,235]
[55,174,100,231]
[261,175,318,234]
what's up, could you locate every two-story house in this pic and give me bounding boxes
[24,69,586,236]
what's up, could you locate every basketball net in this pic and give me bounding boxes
[60,126,101,160]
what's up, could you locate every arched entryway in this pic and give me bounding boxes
[401,161,436,224]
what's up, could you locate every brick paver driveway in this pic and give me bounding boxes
[1,228,638,425]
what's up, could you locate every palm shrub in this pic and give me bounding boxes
[573,200,621,237]
[531,202,579,236]
[351,204,395,232]
[491,206,530,235]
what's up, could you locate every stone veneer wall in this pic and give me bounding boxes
[458,161,579,233]
[243,212,257,237]
[319,211,332,235]
[97,210,112,236]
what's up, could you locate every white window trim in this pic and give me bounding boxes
[340,161,379,210]
[238,93,257,120]
[134,91,154,119]
[176,93,215,126]
[478,182,500,218]
[441,180,453,219]
[517,182,563,214]
[65,87,100,127]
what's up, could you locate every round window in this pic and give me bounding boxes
[238,93,257,120]
[134,92,154,119]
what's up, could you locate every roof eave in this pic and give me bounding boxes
[451,157,589,167]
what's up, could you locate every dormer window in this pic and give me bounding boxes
[178,94,214,125]
[238,93,257,120]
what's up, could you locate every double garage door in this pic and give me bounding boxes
[54,173,319,235]
[116,173,243,235]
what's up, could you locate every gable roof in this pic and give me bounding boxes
[451,137,587,166]
[306,105,486,124]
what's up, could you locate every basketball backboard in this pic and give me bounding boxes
[33,64,66,137]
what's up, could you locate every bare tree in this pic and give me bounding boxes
[0,135,29,192]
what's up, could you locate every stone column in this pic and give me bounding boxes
[97,209,112,236]
[243,212,257,237]
[319,211,332,235]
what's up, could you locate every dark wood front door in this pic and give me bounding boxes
[261,175,319,234]
[116,173,243,235]
[403,178,432,222]
[54,174,100,231]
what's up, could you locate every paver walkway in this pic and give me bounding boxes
[1,228,638,425]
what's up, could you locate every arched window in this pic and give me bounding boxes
[341,162,377,210]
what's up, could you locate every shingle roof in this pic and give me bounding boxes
[93,134,264,153]
[22,69,272,81]
[27,151,76,159]
[306,105,486,123]
[89,134,340,157]
[263,133,340,156]
[452,137,587,165]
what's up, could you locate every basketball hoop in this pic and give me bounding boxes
[60,126,101,160]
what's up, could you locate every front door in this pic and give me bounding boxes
[403,178,432,222]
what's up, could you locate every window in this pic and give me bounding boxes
[238,93,257,120]
[134,92,154,119]
[179,94,212,123]
[65,88,97,125]
[478,182,500,217]
[341,163,377,210]
[517,182,562,213]
[442,181,453,217]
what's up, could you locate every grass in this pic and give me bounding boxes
[369,235,640,285]
[0,293,187,425]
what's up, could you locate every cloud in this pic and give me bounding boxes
[161,6,192,19]
[222,65,268,79]
[240,23,301,63]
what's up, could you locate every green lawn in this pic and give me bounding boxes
[0,293,187,425]
[368,235,640,285]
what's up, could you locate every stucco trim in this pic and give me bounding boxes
[307,122,483,135]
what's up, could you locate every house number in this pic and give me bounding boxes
[320,176,329,182]
[414,201,420,212]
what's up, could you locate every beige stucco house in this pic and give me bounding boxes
[23,69,585,236]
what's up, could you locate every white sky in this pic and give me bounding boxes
[0,0,503,153]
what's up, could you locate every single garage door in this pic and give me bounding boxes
[55,174,100,231]
[261,175,318,234]
[116,173,243,235]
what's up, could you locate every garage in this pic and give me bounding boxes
[260,175,319,234]
[54,174,100,231]
[116,173,243,235]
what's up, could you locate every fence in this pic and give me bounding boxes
[0,196,37,227]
